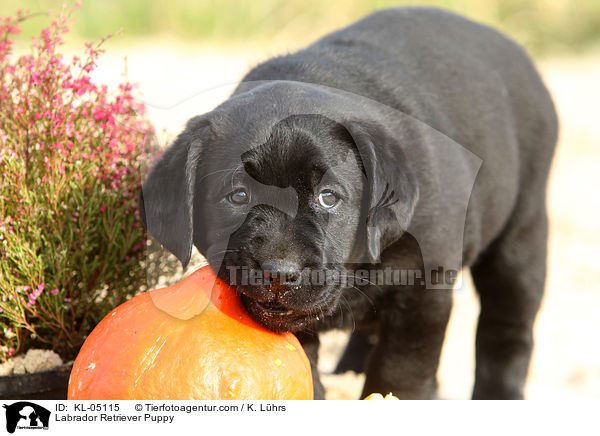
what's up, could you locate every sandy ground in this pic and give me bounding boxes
[87,41,600,399]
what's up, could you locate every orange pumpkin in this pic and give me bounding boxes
[68,266,313,400]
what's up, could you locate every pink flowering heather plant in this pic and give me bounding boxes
[0,6,157,363]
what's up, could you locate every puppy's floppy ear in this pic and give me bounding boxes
[139,116,209,267]
[346,121,419,264]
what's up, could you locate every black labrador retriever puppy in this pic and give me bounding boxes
[140,7,558,399]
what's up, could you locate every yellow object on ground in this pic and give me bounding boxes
[363,393,399,400]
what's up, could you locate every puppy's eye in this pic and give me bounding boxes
[317,190,339,209]
[226,188,249,205]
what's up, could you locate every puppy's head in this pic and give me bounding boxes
[140,84,418,332]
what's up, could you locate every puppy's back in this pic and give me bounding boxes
[241,7,557,161]
[239,7,558,261]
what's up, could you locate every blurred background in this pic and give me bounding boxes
[4,0,600,55]
[3,0,598,399]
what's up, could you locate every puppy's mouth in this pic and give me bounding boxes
[241,294,297,317]
[252,299,295,315]
[240,293,319,332]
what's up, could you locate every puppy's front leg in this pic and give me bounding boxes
[361,288,452,399]
[296,331,326,400]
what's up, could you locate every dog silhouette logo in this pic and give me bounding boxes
[2,402,50,433]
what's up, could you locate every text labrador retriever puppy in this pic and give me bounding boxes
[140,7,558,399]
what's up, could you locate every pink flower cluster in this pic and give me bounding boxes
[0,5,155,361]
[27,283,44,306]
[1,17,151,187]
[2,11,151,167]
[0,8,153,272]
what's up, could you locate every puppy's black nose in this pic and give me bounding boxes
[261,261,301,286]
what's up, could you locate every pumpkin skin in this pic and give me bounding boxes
[68,266,313,400]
